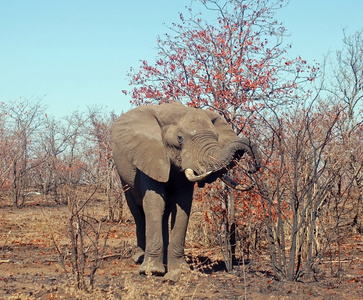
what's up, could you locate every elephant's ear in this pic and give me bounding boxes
[204,110,238,147]
[111,106,170,183]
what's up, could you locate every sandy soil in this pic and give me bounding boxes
[1,195,362,299]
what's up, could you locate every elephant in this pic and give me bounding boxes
[111,102,261,280]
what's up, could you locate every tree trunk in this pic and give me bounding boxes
[228,191,236,263]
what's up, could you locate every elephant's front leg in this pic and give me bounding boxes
[166,184,194,278]
[140,188,166,275]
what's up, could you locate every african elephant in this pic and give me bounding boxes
[111,102,261,279]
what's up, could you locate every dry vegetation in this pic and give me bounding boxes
[1,1,363,299]
[1,191,362,299]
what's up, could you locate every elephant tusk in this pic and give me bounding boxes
[221,174,253,191]
[184,169,212,182]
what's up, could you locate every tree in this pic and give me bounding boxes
[0,103,17,189]
[3,98,47,207]
[325,30,363,231]
[251,96,357,280]
[87,108,124,221]
[127,0,317,130]
[33,116,76,203]
[125,0,317,273]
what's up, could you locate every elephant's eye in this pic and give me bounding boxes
[177,134,184,144]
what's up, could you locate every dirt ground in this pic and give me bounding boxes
[1,194,362,300]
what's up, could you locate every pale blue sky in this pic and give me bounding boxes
[1,0,362,117]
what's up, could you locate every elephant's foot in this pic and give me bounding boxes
[164,260,191,282]
[132,247,145,264]
[139,256,165,276]
[164,258,190,281]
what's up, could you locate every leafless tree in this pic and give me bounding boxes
[325,29,363,232]
[3,98,47,207]
[87,108,124,222]
[252,96,357,281]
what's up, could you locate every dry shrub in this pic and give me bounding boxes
[49,186,112,292]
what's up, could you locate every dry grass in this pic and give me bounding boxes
[1,192,363,299]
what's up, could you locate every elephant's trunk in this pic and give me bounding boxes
[184,137,261,183]
[204,137,261,174]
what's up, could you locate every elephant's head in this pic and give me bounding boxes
[111,102,261,184]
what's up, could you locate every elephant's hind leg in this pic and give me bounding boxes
[124,190,146,264]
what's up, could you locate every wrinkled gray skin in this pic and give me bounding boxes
[111,102,261,280]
